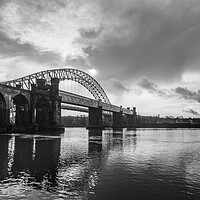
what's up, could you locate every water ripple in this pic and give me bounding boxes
[0,128,200,199]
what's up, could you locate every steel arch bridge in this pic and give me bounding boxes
[1,68,111,104]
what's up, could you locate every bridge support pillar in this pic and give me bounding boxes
[0,109,9,132]
[103,113,112,127]
[30,78,64,133]
[112,106,124,130]
[87,105,104,129]
[126,107,137,128]
[50,78,64,132]
[30,83,37,130]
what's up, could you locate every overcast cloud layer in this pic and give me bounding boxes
[0,0,200,117]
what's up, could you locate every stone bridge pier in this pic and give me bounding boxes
[126,107,137,128]
[87,102,103,129]
[30,78,63,132]
[0,84,31,132]
[112,106,124,130]
[0,92,7,131]
[0,77,64,133]
[86,105,137,130]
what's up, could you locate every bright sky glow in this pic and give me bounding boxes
[88,69,98,76]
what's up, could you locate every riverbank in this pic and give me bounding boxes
[136,123,200,128]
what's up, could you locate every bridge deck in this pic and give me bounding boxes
[59,90,132,115]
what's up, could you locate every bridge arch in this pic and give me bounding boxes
[12,94,29,127]
[0,92,6,127]
[1,68,111,104]
[36,97,50,129]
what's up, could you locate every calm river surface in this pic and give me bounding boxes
[0,128,200,200]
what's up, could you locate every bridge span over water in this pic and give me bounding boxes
[0,68,136,133]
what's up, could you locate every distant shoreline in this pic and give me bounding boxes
[134,123,200,128]
[63,123,200,129]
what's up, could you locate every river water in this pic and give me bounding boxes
[0,128,200,200]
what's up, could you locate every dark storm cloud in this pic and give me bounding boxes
[137,78,200,103]
[183,109,200,116]
[102,78,129,96]
[137,78,166,96]
[82,0,200,82]
[2,0,200,85]
[112,79,129,92]
[174,87,200,102]
[0,32,37,57]
[0,29,62,66]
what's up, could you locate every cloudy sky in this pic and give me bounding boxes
[1,0,200,117]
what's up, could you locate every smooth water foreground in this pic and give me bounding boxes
[0,128,200,200]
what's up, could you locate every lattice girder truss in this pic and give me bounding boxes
[1,68,111,104]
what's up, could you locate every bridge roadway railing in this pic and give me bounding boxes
[59,90,132,115]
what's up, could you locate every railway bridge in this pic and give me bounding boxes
[0,68,136,133]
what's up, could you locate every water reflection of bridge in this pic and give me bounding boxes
[0,68,137,133]
[0,129,137,197]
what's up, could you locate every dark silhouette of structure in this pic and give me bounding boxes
[0,68,137,133]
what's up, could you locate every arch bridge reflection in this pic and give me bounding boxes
[0,129,137,198]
